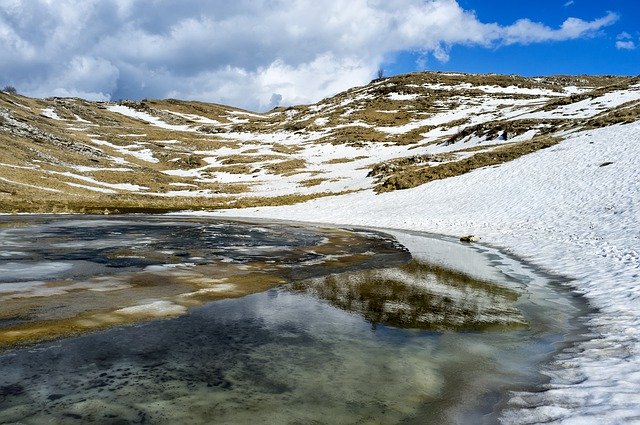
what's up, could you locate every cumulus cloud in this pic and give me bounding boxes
[0,0,620,110]
[616,41,636,50]
[501,12,617,45]
[615,32,636,50]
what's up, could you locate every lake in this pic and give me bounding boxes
[0,215,587,424]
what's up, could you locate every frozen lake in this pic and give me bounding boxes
[0,215,587,423]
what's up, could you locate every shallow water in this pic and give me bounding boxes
[0,215,586,424]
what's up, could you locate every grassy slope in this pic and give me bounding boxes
[1,72,638,213]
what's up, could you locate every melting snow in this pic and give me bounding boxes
[40,108,62,120]
[106,105,194,132]
[388,93,420,101]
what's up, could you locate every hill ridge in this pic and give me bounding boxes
[1,71,639,213]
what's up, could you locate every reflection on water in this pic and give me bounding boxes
[0,216,586,424]
[292,260,527,331]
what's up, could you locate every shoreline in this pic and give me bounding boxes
[193,121,640,423]
[226,216,600,422]
[0,213,592,423]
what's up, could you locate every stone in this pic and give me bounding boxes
[459,235,480,243]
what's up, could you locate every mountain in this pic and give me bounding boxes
[1,72,639,213]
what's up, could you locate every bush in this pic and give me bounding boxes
[2,85,17,94]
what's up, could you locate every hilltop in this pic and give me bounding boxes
[1,71,639,213]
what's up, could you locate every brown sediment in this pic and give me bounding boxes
[0,268,289,348]
[0,224,402,349]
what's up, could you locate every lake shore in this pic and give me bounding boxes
[197,120,640,424]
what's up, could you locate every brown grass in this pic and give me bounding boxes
[218,154,285,165]
[298,177,327,187]
[0,189,353,214]
[375,136,560,192]
[323,156,368,164]
[272,143,303,154]
[264,158,307,175]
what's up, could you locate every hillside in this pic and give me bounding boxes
[1,72,639,213]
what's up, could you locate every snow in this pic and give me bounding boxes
[202,121,640,424]
[40,107,62,120]
[388,93,420,101]
[48,171,147,192]
[419,82,562,97]
[106,105,194,132]
[115,300,187,317]
[88,138,158,163]
[518,89,640,120]
[230,110,266,118]
[125,147,159,163]
[163,110,222,125]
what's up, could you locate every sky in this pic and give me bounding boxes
[1,0,638,111]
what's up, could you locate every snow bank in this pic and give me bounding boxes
[106,105,194,132]
[207,121,640,423]
[40,107,62,120]
[115,300,187,317]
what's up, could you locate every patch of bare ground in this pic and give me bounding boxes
[272,143,303,154]
[373,136,560,192]
[585,101,640,128]
[537,76,640,111]
[0,189,353,214]
[323,156,369,164]
[218,154,286,165]
[319,126,387,146]
[203,164,254,175]
[298,177,327,187]
[264,159,307,175]
[443,119,569,145]
[368,153,457,179]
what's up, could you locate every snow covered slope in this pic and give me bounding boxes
[1,72,638,212]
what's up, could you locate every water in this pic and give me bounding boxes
[0,215,587,424]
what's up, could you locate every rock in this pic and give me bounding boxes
[459,235,480,243]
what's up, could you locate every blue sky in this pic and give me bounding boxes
[1,0,638,111]
[386,0,640,77]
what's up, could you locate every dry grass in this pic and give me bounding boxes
[0,189,352,214]
[272,143,303,154]
[585,102,640,128]
[264,158,307,175]
[375,136,560,192]
[204,164,254,174]
[218,154,285,165]
[320,126,388,146]
[298,177,327,187]
[323,156,368,164]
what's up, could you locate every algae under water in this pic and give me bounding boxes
[0,215,586,424]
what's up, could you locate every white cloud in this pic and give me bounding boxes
[0,0,621,111]
[616,40,636,50]
[501,12,617,45]
[564,1,575,6]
